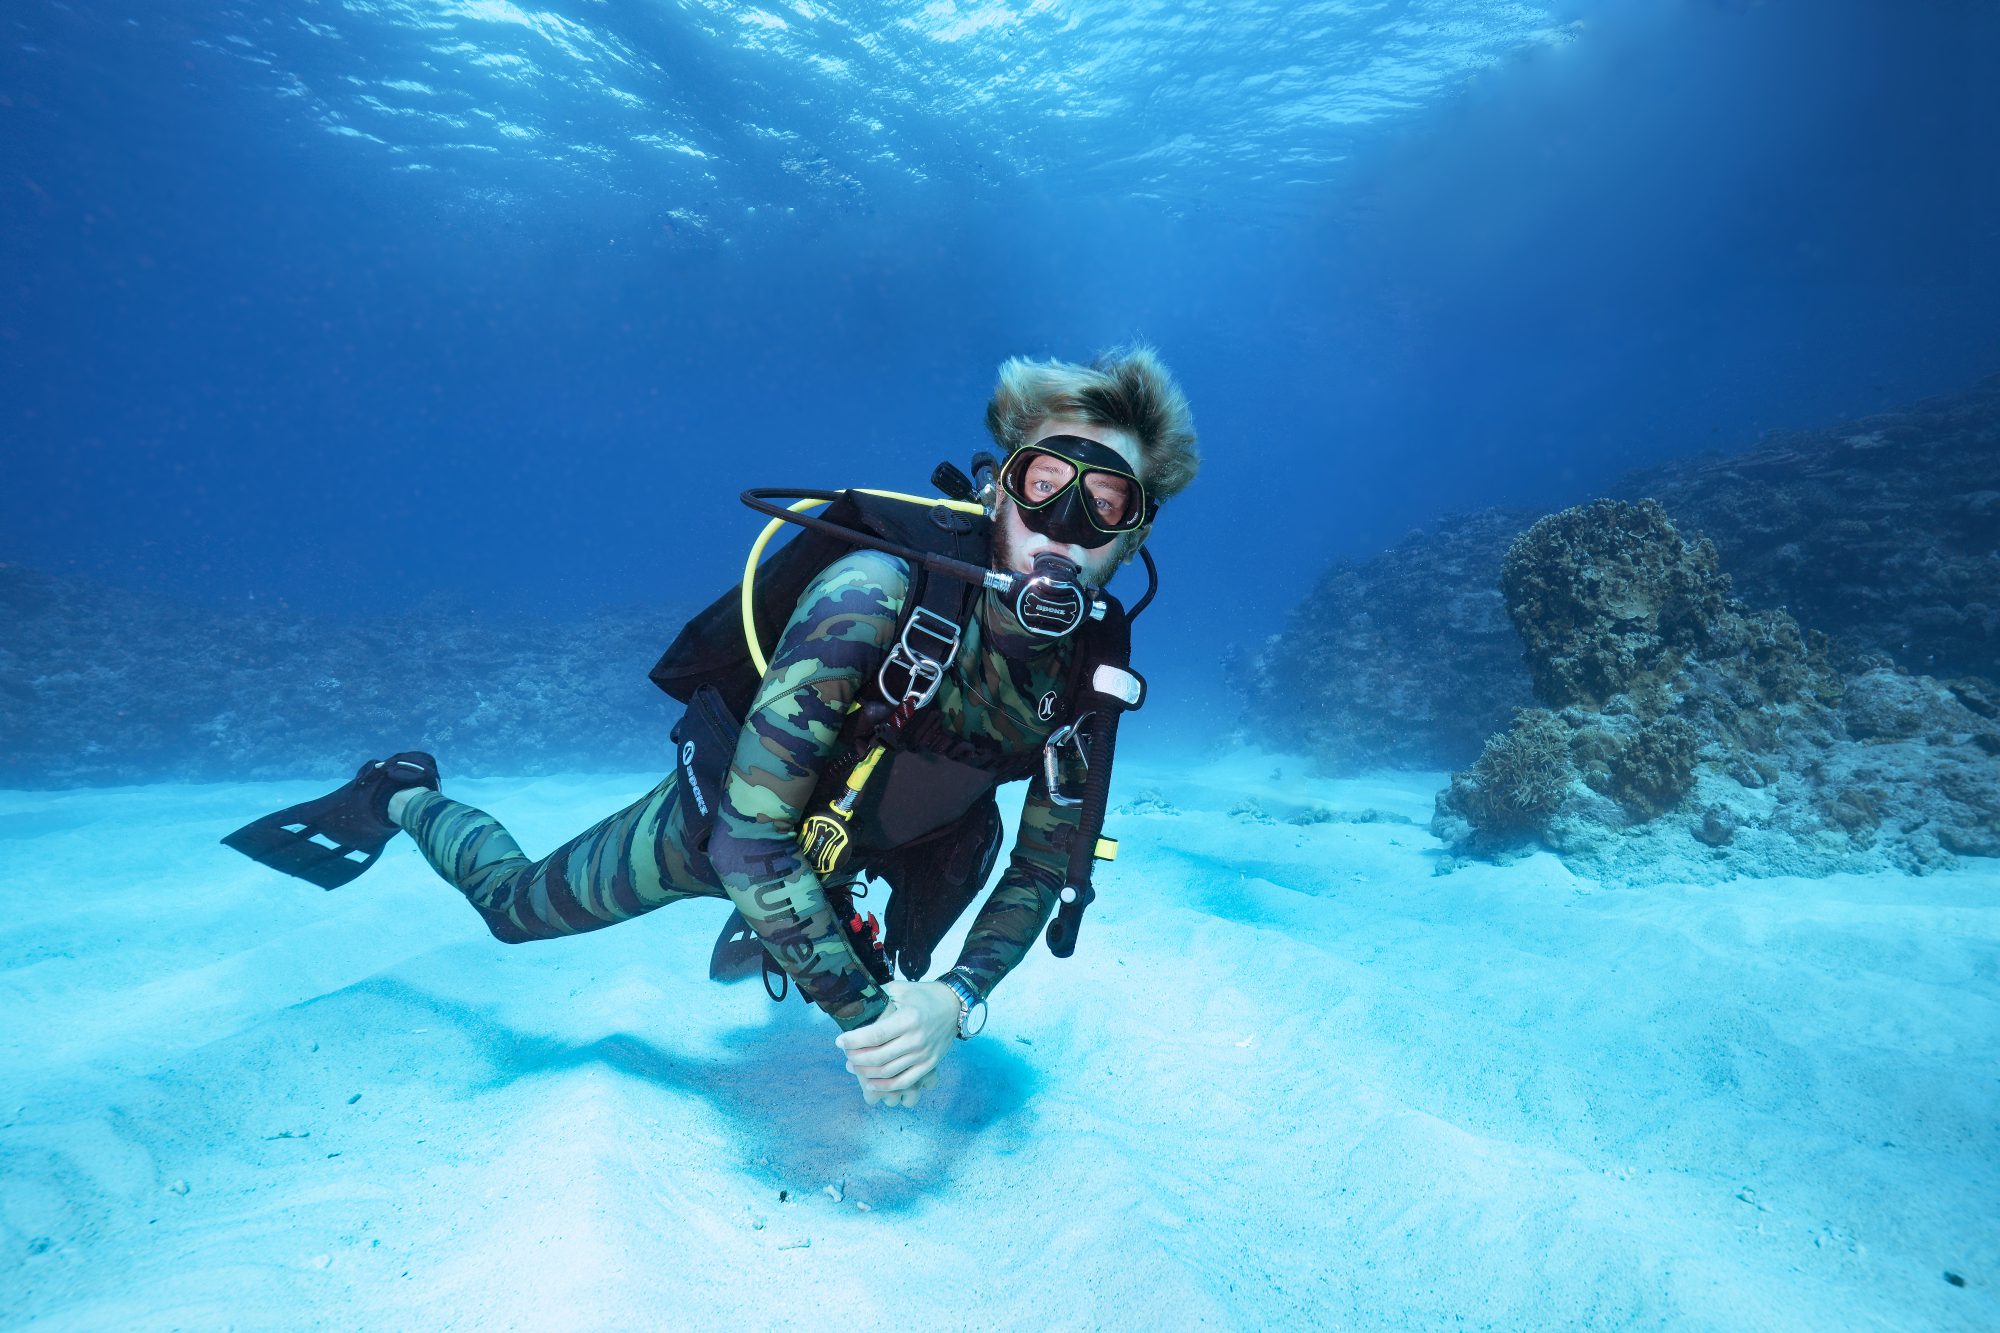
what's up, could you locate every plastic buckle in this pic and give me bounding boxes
[1041,712,1092,807]
[879,605,960,708]
[1091,664,1145,710]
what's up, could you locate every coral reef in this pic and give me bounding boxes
[1243,372,2000,770]
[1621,373,2000,682]
[1447,708,1574,832]
[1235,508,1536,769]
[1,562,682,786]
[1431,501,2000,880]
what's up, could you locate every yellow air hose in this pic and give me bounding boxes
[739,490,986,674]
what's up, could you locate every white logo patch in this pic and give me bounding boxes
[679,740,709,816]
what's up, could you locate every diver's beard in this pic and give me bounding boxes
[983,517,1028,658]
[991,508,1029,581]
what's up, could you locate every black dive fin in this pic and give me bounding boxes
[222,752,439,890]
[709,908,770,982]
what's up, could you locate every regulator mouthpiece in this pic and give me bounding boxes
[1009,552,1092,638]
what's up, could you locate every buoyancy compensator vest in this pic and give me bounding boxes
[653,458,1152,989]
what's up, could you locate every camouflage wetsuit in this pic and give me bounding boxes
[396,550,1082,1031]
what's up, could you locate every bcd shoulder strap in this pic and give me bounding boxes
[1044,594,1145,959]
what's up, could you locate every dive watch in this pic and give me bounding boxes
[938,968,988,1039]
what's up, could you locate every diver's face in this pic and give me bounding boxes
[994,419,1145,587]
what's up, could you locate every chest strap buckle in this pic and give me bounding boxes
[879,604,961,708]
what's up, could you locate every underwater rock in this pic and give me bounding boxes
[1693,803,1739,847]
[1841,667,1959,740]
[1594,714,1703,819]
[1500,499,1731,708]
[1430,499,2000,880]
[1245,372,1998,772]
[1946,676,1998,720]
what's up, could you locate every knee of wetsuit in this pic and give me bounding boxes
[474,904,537,945]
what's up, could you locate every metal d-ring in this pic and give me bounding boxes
[1041,712,1093,807]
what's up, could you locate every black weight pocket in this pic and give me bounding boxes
[671,684,740,855]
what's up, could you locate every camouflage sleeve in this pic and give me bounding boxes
[706,549,910,1031]
[947,776,1082,998]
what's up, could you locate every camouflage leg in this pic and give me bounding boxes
[397,773,722,943]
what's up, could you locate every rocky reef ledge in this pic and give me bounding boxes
[1430,499,2000,881]
[1242,372,2000,774]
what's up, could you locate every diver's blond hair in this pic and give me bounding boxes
[984,345,1200,511]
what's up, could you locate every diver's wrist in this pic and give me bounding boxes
[938,968,988,1039]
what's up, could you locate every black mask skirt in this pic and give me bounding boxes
[998,435,1151,550]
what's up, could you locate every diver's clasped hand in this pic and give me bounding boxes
[837,980,959,1109]
[859,1069,938,1109]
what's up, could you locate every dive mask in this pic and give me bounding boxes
[998,435,1152,550]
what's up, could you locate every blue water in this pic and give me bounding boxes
[5,0,1998,729]
[8,8,2000,1325]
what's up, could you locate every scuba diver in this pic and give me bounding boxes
[222,347,1199,1109]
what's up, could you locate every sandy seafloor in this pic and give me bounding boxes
[2,748,1995,1332]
